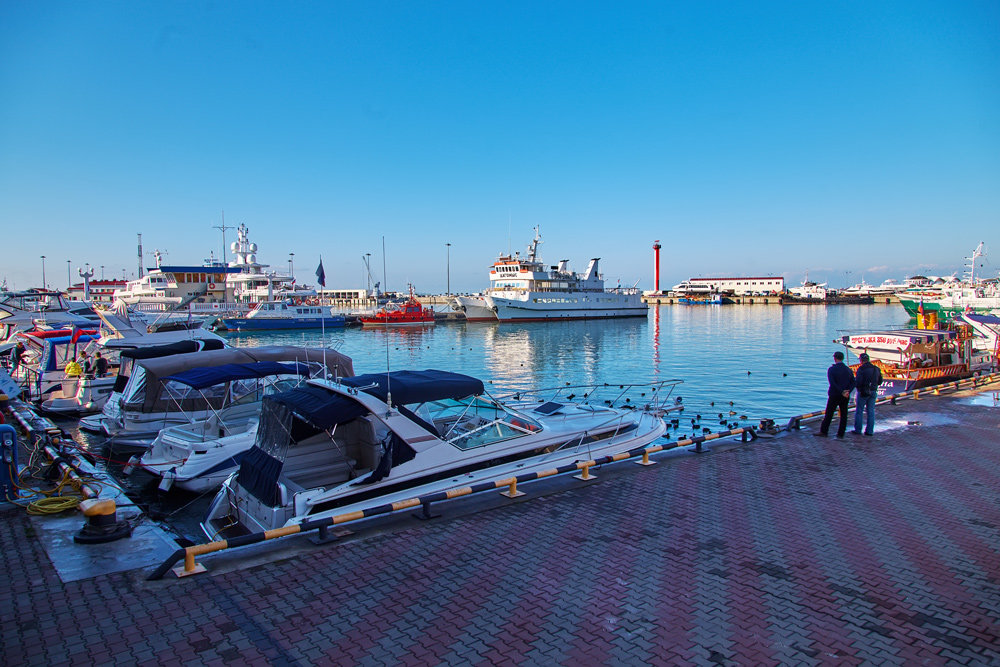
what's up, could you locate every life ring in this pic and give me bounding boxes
[208,282,216,289]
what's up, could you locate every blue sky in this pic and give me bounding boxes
[1,2,998,293]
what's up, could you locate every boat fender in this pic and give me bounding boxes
[208,282,216,289]
[122,456,139,475]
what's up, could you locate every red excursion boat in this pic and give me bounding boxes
[360,286,436,327]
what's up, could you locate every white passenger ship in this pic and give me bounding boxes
[453,228,647,322]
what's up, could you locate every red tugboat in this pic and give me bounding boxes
[360,285,436,327]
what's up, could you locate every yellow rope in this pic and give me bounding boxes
[26,495,80,515]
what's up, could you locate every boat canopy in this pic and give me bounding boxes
[265,384,369,430]
[262,370,483,431]
[131,345,354,412]
[842,329,957,349]
[36,334,101,372]
[341,369,484,404]
[162,361,313,389]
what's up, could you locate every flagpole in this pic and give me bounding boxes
[317,256,327,380]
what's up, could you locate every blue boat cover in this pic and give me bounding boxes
[264,384,368,430]
[261,369,482,430]
[162,361,310,389]
[41,334,100,371]
[341,369,484,405]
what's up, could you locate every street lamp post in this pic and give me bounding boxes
[288,253,294,279]
[40,255,46,290]
[66,260,71,290]
[101,265,105,280]
[446,243,451,296]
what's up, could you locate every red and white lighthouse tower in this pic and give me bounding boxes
[652,240,662,293]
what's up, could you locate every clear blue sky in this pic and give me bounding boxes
[1,1,998,293]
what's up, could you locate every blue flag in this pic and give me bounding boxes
[315,259,326,287]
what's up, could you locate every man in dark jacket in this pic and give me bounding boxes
[817,351,855,438]
[853,352,882,435]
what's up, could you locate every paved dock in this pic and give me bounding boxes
[3,391,999,665]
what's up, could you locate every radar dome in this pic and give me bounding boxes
[249,243,258,253]
[247,254,257,264]
[230,241,238,252]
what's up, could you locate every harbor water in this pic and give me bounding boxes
[226,303,905,426]
[68,303,907,541]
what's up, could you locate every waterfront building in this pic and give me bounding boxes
[680,276,785,295]
[67,279,127,304]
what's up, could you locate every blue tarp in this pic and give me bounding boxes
[162,361,310,389]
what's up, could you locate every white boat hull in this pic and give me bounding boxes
[485,292,647,322]
[453,296,497,322]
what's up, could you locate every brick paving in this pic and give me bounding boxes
[2,396,999,665]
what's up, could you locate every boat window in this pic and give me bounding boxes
[121,367,147,406]
[448,419,526,450]
[162,379,228,404]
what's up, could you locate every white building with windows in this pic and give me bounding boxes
[682,277,785,295]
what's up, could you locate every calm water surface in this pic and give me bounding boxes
[67,303,906,540]
[226,303,907,427]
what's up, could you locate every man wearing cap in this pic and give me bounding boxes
[817,350,855,438]
[853,353,882,436]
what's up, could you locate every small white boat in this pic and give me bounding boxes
[203,370,679,538]
[671,280,715,295]
[221,301,347,331]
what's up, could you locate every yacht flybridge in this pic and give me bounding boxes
[203,370,680,538]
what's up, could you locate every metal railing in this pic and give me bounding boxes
[784,371,1000,431]
[148,425,757,580]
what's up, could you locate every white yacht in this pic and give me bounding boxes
[453,228,646,322]
[787,276,828,300]
[670,280,715,295]
[113,223,315,323]
[203,370,678,538]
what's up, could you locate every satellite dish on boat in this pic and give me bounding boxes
[247,254,257,264]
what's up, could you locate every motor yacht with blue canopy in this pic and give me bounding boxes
[204,369,679,538]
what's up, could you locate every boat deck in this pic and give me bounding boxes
[4,390,1000,664]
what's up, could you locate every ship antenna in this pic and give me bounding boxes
[507,211,512,255]
[213,210,233,267]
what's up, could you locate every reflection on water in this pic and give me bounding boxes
[55,304,910,542]
[220,304,905,423]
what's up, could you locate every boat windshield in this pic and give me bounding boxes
[419,395,539,451]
